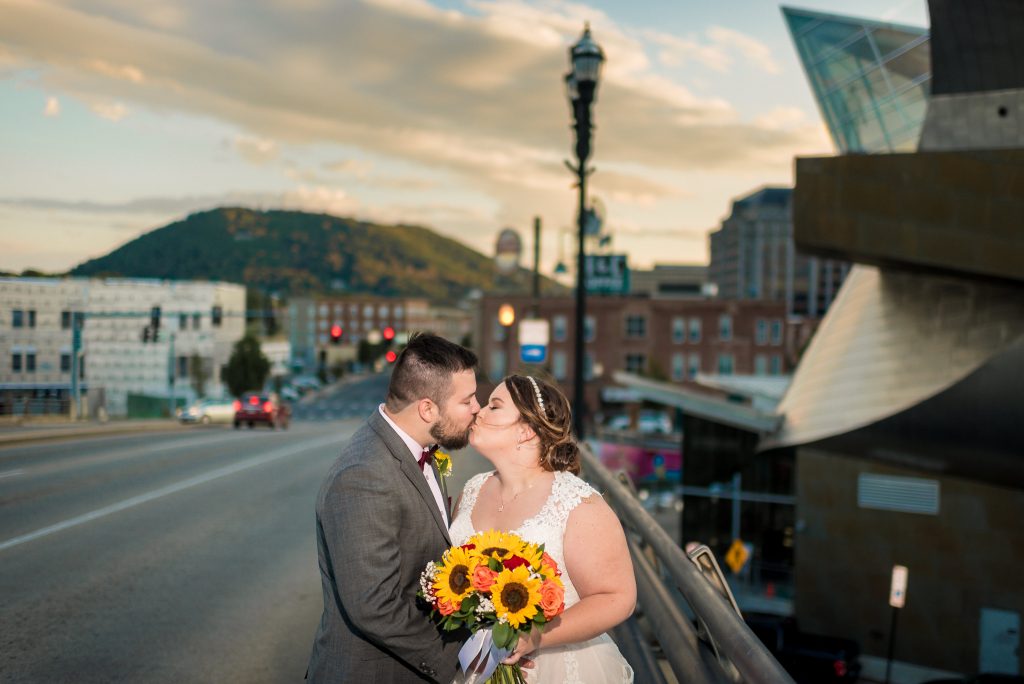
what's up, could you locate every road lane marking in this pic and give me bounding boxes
[0,434,343,553]
[0,469,25,479]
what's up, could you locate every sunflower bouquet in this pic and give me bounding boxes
[419,530,566,683]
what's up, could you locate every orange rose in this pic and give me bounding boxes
[541,552,560,577]
[438,599,457,616]
[471,564,498,592]
[539,579,565,619]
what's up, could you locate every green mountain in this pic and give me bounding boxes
[70,207,560,303]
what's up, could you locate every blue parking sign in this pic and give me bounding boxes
[521,344,547,364]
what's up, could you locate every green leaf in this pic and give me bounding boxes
[492,622,517,650]
[488,558,503,572]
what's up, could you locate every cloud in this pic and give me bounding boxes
[234,135,279,165]
[647,25,780,75]
[324,159,373,178]
[90,101,128,121]
[43,95,60,116]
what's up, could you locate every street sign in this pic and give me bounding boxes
[585,254,629,294]
[518,318,549,364]
[889,565,908,608]
[725,539,750,574]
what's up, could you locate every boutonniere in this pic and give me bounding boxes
[434,449,453,479]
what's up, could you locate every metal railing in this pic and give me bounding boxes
[582,445,795,684]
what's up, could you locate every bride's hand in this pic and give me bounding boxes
[501,629,542,666]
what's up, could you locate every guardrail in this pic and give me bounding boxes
[0,397,71,418]
[582,445,796,684]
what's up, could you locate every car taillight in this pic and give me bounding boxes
[263,402,273,412]
[233,400,241,411]
[249,396,260,405]
[833,660,847,678]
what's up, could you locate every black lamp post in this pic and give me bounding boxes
[565,23,604,440]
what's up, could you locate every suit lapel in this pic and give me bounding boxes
[368,410,452,545]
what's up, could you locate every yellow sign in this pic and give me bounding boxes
[725,539,750,574]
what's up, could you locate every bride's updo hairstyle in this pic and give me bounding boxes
[505,374,581,475]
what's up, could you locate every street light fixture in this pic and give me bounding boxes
[498,303,516,376]
[565,22,604,439]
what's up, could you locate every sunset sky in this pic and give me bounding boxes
[0,0,929,276]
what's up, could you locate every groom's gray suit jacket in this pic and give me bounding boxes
[307,409,462,683]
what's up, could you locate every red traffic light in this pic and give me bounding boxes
[330,325,343,342]
[385,350,398,363]
[382,326,395,341]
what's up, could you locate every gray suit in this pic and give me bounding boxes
[307,410,463,683]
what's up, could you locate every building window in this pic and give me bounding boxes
[28,310,36,328]
[379,305,389,318]
[755,319,768,345]
[61,353,72,372]
[179,313,188,330]
[770,319,783,346]
[689,318,701,343]
[688,353,701,378]
[61,310,72,329]
[490,349,507,382]
[395,305,404,319]
[553,315,568,342]
[177,355,188,378]
[363,304,374,319]
[319,319,328,331]
[552,350,568,380]
[718,314,732,341]
[625,315,647,339]
[584,315,596,343]
[349,303,358,317]
[192,313,201,330]
[319,304,328,317]
[770,355,782,375]
[317,333,328,345]
[625,353,646,375]
[12,353,22,372]
[672,353,685,381]
[12,310,24,328]
[717,354,734,375]
[672,317,685,344]
[26,353,36,373]
[755,354,768,376]
[211,306,223,327]
[584,352,596,380]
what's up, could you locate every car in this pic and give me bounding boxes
[606,410,674,434]
[922,676,1024,684]
[744,612,861,683]
[179,399,236,425]
[233,393,291,430]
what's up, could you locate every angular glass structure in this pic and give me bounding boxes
[783,6,931,153]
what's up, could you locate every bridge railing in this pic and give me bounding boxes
[582,445,795,684]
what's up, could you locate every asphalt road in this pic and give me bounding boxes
[0,379,493,684]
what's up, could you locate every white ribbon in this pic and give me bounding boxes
[458,627,512,682]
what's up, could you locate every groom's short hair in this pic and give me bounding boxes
[385,332,477,411]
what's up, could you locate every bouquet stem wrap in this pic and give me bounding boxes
[458,628,511,681]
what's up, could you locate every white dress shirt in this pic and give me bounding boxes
[378,404,447,525]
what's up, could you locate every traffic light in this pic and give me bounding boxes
[382,326,395,342]
[330,325,343,344]
[385,350,398,363]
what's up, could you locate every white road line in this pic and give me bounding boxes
[0,469,25,479]
[0,434,342,553]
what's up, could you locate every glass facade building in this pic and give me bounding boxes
[783,6,931,153]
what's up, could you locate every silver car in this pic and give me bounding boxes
[179,399,236,425]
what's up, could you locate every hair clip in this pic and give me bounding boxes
[526,376,546,413]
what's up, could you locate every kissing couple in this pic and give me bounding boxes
[307,333,635,683]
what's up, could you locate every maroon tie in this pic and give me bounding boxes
[418,445,438,471]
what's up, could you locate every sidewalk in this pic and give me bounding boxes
[0,418,186,447]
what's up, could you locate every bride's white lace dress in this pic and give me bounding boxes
[449,470,634,684]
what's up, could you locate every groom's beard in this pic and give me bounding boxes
[430,412,472,450]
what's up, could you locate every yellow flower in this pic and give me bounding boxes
[491,565,542,628]
[470,530,524,561]
[517,542,544,571]
[434,449,452,478]
[433,546,477,607]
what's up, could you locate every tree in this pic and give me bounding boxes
[189,352,210,398]
[220,334,270,397]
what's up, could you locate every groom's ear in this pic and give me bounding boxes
[417,397,438,424]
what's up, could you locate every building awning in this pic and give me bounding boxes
[611,372,781,434]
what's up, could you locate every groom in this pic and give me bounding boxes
[307,332,480,683]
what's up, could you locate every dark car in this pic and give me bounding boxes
[745,612,861,683]
[233,393,291,430]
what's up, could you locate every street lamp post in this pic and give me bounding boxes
[565,23,604,440]
[498,303,516,376]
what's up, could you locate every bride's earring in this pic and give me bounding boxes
[516,443,522,450]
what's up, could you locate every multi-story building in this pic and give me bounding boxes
[0,278,245,417]
[709,186,849,318]
[629,264,709,299]
[475,293,803,425]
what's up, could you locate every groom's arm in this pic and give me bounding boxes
[321,460,459,682]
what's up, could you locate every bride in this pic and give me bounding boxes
[449,374,635,683]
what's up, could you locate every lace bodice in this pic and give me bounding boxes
[449,470,599,608]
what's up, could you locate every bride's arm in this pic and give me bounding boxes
[505,495,636,662]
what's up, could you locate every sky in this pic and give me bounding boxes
[0,0,929,277]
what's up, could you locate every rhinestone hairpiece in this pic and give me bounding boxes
[526,376,546,413]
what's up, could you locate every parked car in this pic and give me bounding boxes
[744,612,861,683]
[233,393,291,430]
[179,399,236,425]
[606,410,673,434]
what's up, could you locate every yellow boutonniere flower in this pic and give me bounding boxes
[434,449,452,478]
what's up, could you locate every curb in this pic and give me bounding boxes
[0,420,188,448]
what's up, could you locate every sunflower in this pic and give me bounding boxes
[434,449,452,477]
[516,542,545,571]
[491,565,542,628]
[470,530,524,561]
[433,546,477,607]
